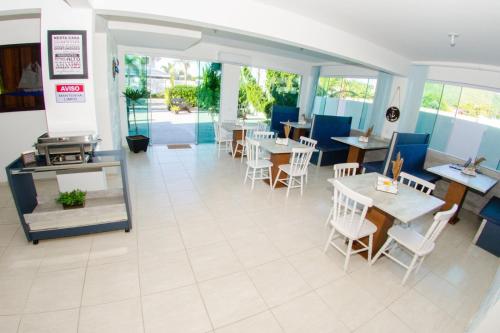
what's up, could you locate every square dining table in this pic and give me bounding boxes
[331,136,389,164]
[280,121,312,140]
[257,138,313,188]
[426,164,498,224]
[328,172,444,259]
[221,122,258,157]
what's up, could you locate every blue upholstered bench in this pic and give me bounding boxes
[474,196,500,257]
[362,132,439,183]
[270,105,299,138]
[309,115,351,167]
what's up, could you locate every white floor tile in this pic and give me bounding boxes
[19,308,79,333]
[142,285,212,333]
[188,241,243,282]
[214,311,282,333]
[79,298,143,333]
[198,272,267,328]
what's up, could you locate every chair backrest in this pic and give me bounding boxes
[299,136,317,149]
[213,121,222,141]
[333,163,359,178]
[256,121,267,131]
[289,147,314,175]
[270,105,299,137]
[398,171,435,195]
[331,179,374,238]
[242,126,256,141]
[245,138,260,162]
[419,204,458,250]
[253,131,275,139]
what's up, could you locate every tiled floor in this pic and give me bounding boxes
[0,144,498,333]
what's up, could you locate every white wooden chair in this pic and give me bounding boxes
[323,179,376,271]
[398,172,435,195]
[253,131,275,139]
[371,204,458,285]
[324,163,360,227]
[244,138,273,190]
[273,147,314,197]
[213,121,233,157]
[299,136,318,183]
[233,126,256,162]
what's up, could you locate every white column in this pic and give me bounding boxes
[40,0,98,136]
[219,63,240,122]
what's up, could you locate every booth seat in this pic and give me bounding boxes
[270,105,299,138]
[362,132,439,183]
[474,196,500,257]
[309,115,352,166]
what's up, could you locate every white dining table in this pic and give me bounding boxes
[427,164,498,224]
[328,172,444,259]
[257,138,313,188]
[221,122,259,157]
[280,121,312,140]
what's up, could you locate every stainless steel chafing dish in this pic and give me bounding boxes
[35,133,100,165]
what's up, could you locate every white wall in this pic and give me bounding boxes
[0,17,48,182]
[319,64,378,78]
[426,64,500,90]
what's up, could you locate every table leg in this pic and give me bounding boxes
[292,128,306,141]
[264,153,290,188]
[347,146,366,164]
[441,180,467,224]
[232,129,243,157]
[353,206,395,260]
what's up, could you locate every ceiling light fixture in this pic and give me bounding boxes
[448,33,460,47]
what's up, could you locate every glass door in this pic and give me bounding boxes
[124,54,151,138]
[196,62,221,144]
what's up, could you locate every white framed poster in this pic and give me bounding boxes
[47,30,88,79]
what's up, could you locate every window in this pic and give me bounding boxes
[238,66,301,119]
[312,76,377,130]
[416,81,500,170]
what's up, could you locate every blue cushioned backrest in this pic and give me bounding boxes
[386,143,428,178]
[480,196,500,226]
[311,115,352,146]
[381,132,431,175]
[270,105,299,137]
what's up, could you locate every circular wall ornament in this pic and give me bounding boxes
[386,106,400,122]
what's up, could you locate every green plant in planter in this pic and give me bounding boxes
[123,87,150,134]
[56,190,86,209]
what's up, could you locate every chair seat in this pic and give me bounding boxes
[247,159,273,168]
[332,217,377,239]
[388,225,435,256]
[278,163,306,177]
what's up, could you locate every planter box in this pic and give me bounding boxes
[62,203,85,210]
[126,135,150,153]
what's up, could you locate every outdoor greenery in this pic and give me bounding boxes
[238,66,300,119]
[56,190,86,207]
[197,64,221,114]
[317,77,376,101]
[165,85,198,108]
[421,82,500,119]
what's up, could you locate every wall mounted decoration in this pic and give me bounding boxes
[386,86,401,122]
[112,57,119,80]
[48,30,88,79]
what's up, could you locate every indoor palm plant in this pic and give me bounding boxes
[123,87,151,153]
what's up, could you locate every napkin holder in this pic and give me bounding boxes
[358,136,369,143]
[359,125,374,143]
[461,166,477,177]
[276,138,289,145]
[376,176,398,194]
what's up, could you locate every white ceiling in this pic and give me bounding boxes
[254,0,500,66]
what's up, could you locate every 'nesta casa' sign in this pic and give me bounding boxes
[55,84,86,103]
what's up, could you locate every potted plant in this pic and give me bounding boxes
[123,87,151,153]
[56,189,86,209]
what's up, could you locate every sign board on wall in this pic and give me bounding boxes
[55,84,85,103]
[47,30,88,79]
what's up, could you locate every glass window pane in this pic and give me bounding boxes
[429,85,461,152]
[337,78,368,129]
[416,82,443,135]
[458,87,494,122]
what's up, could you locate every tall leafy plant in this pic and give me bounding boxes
[198,64,221,115]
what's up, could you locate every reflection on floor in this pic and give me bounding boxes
[0,144,498,332]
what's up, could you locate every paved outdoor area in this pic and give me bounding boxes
[150,100,197,145]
